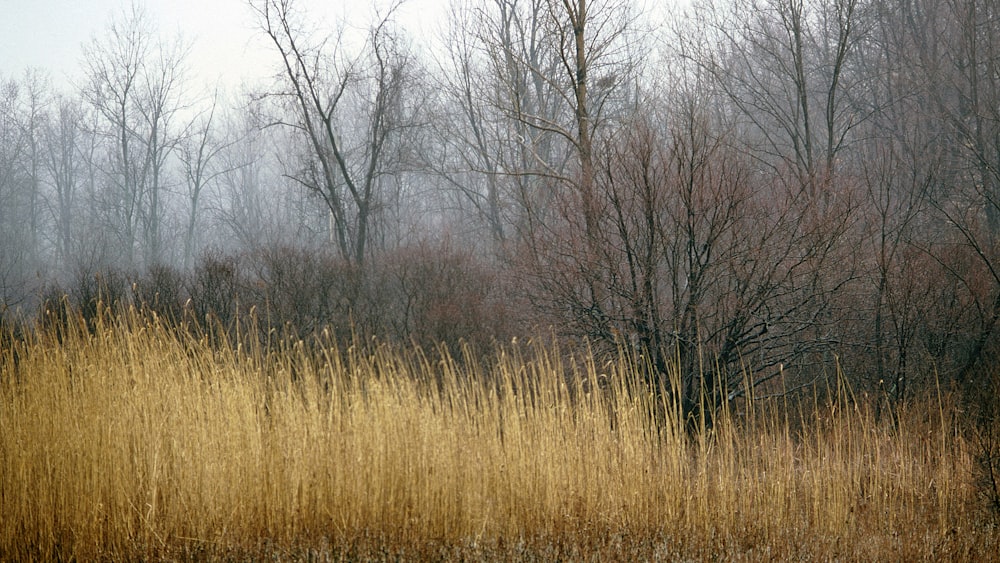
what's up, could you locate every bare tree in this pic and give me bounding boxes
[81,2,189,268]
[41,93,85,269]
[868,0,1000,389]
[215,106,273,249]
[134,32,189,267]
[0,76,30,309]
[680,0,865,197]
[525,88,860,421]
[17,69,50,266]
[250,0,416,266]
[426,3,509,245]
[431,0,642,251]
[0,71,55,308]
[178,92,238,269]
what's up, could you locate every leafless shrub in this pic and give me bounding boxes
[372,240,512,354]
[515,106,863,423]
[70,266,130,328]
[132,263,186,323]
[246,244,360,341]
[185,249,243,331]
[240,239,514,356]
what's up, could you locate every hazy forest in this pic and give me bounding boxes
[3,0,1000,559]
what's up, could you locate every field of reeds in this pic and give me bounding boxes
[0,309,997,561]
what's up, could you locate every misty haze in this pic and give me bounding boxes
[2,0,999,559]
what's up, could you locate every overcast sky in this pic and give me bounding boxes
[0,0,446,90]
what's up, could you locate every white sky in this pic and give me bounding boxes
[0,0,447,91]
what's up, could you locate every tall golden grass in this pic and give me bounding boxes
[0,309,994,560]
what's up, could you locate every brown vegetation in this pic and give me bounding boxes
[0,309,995,561]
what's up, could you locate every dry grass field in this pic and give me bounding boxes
[0,309,996,561]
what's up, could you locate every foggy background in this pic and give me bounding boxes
[2,0,999,408]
